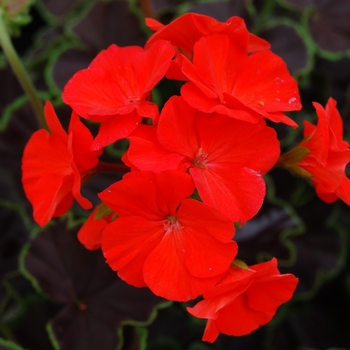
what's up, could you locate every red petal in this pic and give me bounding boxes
[145,17,164,31]
[44,101,67,140]
[202,320,220,343]
[63,68,127,118]
[63,44,164,119]
[215,292,268,336]
[77,207,112,250]
[234,50,301,110]
[143,226,225,301]
[158,96,200,157]
[102,217,164,287]
[247,33,271,52]
[146,13,250,57]
[196,34,246,95]
[127,124,184,172]
[190,167,266,223]
[146,12,219,55]
[247,274,298,312]
[325,98,349,150]
[181,83,261,123]
[91,111,141,150]
[177,199,237,278]
[132,39,174,94]
[22,130,74,226]
[68,135,93,210]
[195,116,280,174]
[99,170,194,219]
[69,111,102,169]
[334,176,350,205]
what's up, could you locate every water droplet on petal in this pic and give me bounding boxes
[275,77,284,84]
[288,97,297,104]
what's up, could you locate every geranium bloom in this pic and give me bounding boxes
[124,96,280,223]
[22,102,102,227]
[187,258,298,342]
[62,40,174,149]
[145,12,270,80]
[278,97,350,205]
[99,170,238,301]
[180,34,301,126]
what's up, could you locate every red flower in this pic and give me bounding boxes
[180,34,301,126]
[145,13,270,80]
[99,170,238,301]
[125,96,280,223]
[187,258,298,342]
[22,102,102,227]
[62,40,174,149]
[279,97,350,205]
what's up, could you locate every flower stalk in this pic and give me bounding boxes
[0,8,47,130]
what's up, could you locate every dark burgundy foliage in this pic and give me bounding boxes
[22,221,166,350]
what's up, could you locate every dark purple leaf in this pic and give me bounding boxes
[39,0,83,18]
[21,221,167,350]
[269,275,350,349]
[260,24,309,75]
[188,0,249,22]
[285,0,350,52]
[235,172,345,298]
[308,0,350,52]
[53,48,94,91]
[52,1,147,91]
[72,1,147,50]
[235,200,301,265]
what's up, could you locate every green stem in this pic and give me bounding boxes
[0,9,47,130]
[251,0,275,34]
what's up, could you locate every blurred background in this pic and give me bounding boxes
[0,0,350,349]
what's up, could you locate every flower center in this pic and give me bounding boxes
[127,96,140,104]
[193,148,208,169]
[164,215,183,234]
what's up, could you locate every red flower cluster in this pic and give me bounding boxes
[22,101,102,227]
[187,258,298,342]
[278,97,350,205]
[99,170,237,301]
[21,11,350,342]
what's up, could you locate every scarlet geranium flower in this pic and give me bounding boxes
[22,101,102,227]
[145,12,270,80]
[180,34,301,127]
[278,97,350,205]
[99,170,237,301]
[62,40,174,149]
[125,96,280,223]
[187,258,298,342]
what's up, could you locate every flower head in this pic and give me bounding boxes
[180,34,301,126]
[22,102,102,227]
[187,258,298,342]
[62,40,174,149]
[278,97,350,205]
[145,13,270,80]
[99,170,237,301]
[125,96,280,223]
